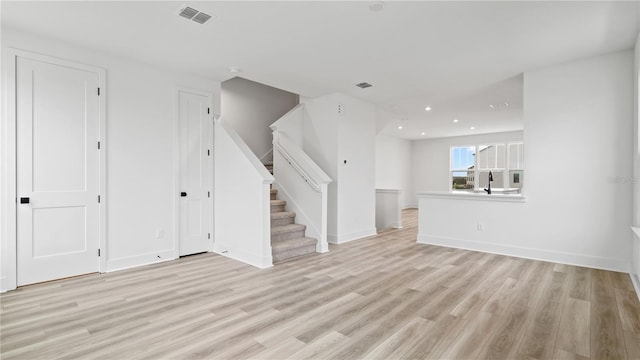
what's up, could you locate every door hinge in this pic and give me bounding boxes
[207,107,210,114]
[207,149,210,156]
[98,195,101,203]
[208,233,211,239]
[97,87,101,96]
[208,191,210,198]
[98,249,101,257]
[98,141,101,149]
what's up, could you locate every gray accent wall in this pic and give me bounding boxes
[221,77,299,161]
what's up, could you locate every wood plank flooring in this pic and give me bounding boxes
[2,209,639,359]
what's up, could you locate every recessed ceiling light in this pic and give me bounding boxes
[424,106,432,111]
[453,119,459,123]
[421,132,425,136]
[470,126,476,130]
[489,102,510,110]
[397,126,403,130]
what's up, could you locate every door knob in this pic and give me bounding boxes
[20,197,30,204]
[180,192,187,197]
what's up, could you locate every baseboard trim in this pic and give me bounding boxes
[328,228,378,245]
[417,234,629,273]
[213,242,273,269]
[631,273,640,302]
[106,249,176,272]
[0,276,8,293]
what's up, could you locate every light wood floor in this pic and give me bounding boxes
[2,209,639,360]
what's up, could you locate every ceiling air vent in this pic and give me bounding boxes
[179,6,212,24]
[179,6,198,19]
[192,12,212,24]
[356,82,373,89]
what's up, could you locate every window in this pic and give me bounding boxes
[450,142,523,193]
[451,146,475,191]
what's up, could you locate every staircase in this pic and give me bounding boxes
[265,162,318,263]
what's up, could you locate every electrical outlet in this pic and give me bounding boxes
[477,222,485,231]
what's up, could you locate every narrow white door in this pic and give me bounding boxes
[16,56,100,286]
[178,90,212,256]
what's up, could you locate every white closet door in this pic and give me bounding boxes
[16,56,100,285]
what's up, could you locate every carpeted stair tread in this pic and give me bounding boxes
[271,223,306,235]
[271,237,317,252]
[268,187,317,263]
[271,211,296,220]
[265,162,273,175]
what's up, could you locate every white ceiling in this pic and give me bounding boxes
[2,1,638,139]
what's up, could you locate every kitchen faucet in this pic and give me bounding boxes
[484,171,493,194]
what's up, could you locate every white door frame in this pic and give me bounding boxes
[173,87,214,259]
[1,49,107,292]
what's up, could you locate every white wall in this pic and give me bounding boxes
[525,49,633,271]
[376,190,402,230]
[336,93,377,242]
[301,95,340,240]
[411,131,524,197]
[1,28,220,290]
[213,121,273,268]
[635,33,640,229]
[375,134,413,208]
[221,77,298,161]
[301,93,377,244]
[419,50,634,272]
[632,33,640,295]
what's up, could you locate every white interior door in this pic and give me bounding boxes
[16,56,100,286]
[178,90,212,256]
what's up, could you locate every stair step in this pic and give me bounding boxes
[271,211,296,226]
[272,237,317,263]
[270,189,277,200]
[270,199,286,212]
[265,162,273,175]
[271,223,306,241]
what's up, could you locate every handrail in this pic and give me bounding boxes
[270,104,303,132]
[258,148,273,164]
[273,135,332,192]
[270,104,330,254]
[274,140,318,191]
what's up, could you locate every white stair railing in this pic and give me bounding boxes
[270,105,332,253]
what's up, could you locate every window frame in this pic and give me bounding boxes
[450,145,476,192]
[450,142,524,193]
